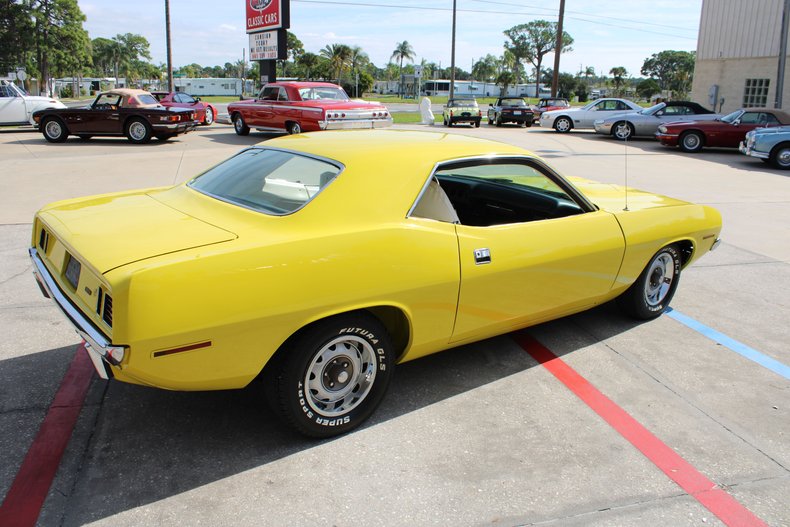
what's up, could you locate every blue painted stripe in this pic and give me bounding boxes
[667,308,790,381]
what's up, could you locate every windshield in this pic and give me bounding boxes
[298,87,349,101]
[188,148,342,215]
[3,82,24,97]
[721,109,745,123]
[641,102,665,115]
[500,98,526,107]
[449,99,477,107]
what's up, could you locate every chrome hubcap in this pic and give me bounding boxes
[556,119,570,131]
[234,118,243,131]
[304,335,377,417]
[778,148,790,166]
[129,122,146,140]
[45,121,62,139]
[644,252,675,307]
[684,135,699,149]
[205,108,213,124]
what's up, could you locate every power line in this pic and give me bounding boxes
[291,0,697,40]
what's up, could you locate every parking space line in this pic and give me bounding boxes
[513,332,767,527]
[0,344,94,527]
[667,308,790,381]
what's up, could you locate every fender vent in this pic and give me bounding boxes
[38,228,49,252]
[96,288,113,327]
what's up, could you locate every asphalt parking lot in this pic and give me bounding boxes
[0,122,788,526]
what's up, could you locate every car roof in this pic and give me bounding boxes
[741,107,790,123]
[259,130,530,220]
[102,88,152,97]
[270,81,340,88]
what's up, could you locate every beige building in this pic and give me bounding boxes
[691,0,790,113]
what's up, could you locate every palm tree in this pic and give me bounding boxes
[348,46,369,96]
[610,66,628,92]
[390,41,415,97]
[320,44,351,84]
[298,52,319,80]
[496,71,516,97]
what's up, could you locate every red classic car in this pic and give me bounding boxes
[227,81,392,135]
[152,91,216,125]
[532,97,570,122]
[655,108,790,152]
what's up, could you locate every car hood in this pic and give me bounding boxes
[747,125,790,137]
[25,95,66,108]
[37,190,237,274]
[569,177,689,212]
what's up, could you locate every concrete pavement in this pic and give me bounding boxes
[0,122,788,526]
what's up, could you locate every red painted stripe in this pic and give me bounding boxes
[0,344,94,527]
[513,332,766,527]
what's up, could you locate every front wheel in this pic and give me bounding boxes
[769,143,790,169]
[42,118,68,143]
[525,120,533,128]
[233,113,250,136]
[125,118,152,144]
[269,312,395,438]
[679,131,704,153]
[618,245,681,320]
[203,106,214,125]
[554,116,572,133]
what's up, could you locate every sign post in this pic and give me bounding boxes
[246,0,291,86]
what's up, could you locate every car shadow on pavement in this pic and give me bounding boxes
[203,129,283,145]
[0,302,648,524]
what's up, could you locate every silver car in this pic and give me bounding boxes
[540,98,641,133]
[594,101,719,140]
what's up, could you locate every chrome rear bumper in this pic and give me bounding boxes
[29,247,124,379]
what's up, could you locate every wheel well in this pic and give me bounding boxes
[257,306,411,380]
[123,116,146,130]
[611,120,631,133]
[769,141,790,156]
[555,115,573,128]
[674,240,694,268]
[680,129,705,145]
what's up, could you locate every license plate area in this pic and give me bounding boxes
[64,253,81,290]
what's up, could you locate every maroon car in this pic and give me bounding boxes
[227,81,392,135]
[655,108,790,153]
[152,91,216,125]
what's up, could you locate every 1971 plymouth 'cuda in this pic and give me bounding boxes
[226,81,392,135]
[32,88,198,143]
[30,130,722,437]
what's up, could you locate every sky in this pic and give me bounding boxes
[79,0,702,78]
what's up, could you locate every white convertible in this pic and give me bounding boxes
[0,80,66,126]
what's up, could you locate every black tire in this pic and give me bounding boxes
[679,131,704,153]
[203,106,214,126]
[287,121,302,134]
[42,117,68,143]
[474,120,480,128]
[233,113,250,136]
[495,116,502,127]
[443,116,449,127]
[487,116,494,125]
[525,120,533,128]
[618,245,682,320]
[270,312,395,438]
[77,135,92,141]
[612,121,634,141]
[769,142,790,169]
[448,119,454,127]
[125,118,152,144]
[554,116,572,133]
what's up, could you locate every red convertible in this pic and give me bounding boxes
[655,108,790,153]
[227,81,392,135]
[152,91,216,125]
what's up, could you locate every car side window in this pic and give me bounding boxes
[277,88,289,101]
[0,86,9,97]
[261,87,279,101]
[760,113,780,125]
[411,160,587,226]
[615,101,630,110]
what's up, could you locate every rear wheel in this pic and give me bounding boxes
[42,118,68,143]
[554,116,572,133]
[612,121,634,140]
[525,120,533,128]
[269,312,395,438]
[618,245,681,320]
[769,143,790,169]
[287,121,302,134]
[474,120,480,128]
[679,131,704,153]
[125,118,152,144]
[233,113,250,135]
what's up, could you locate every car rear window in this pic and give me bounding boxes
[188,148,342,215]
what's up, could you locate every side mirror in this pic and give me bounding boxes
[193,96,201,102]
[732,119,741,126]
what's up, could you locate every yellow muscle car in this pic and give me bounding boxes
[30,130,722,437]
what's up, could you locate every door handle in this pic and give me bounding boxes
[474,248,491,265]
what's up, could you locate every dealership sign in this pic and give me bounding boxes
[246,0,289,33]
[249,30,287,60]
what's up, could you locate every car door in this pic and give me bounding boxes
[79,93,123,134]
[0,84,28,124]
[423,159,626,344]
[578,100,623,127]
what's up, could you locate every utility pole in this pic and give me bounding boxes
[776,0,790,108]
[450,0,457,99]
[551,0,566,97]
[165,0,174,92]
